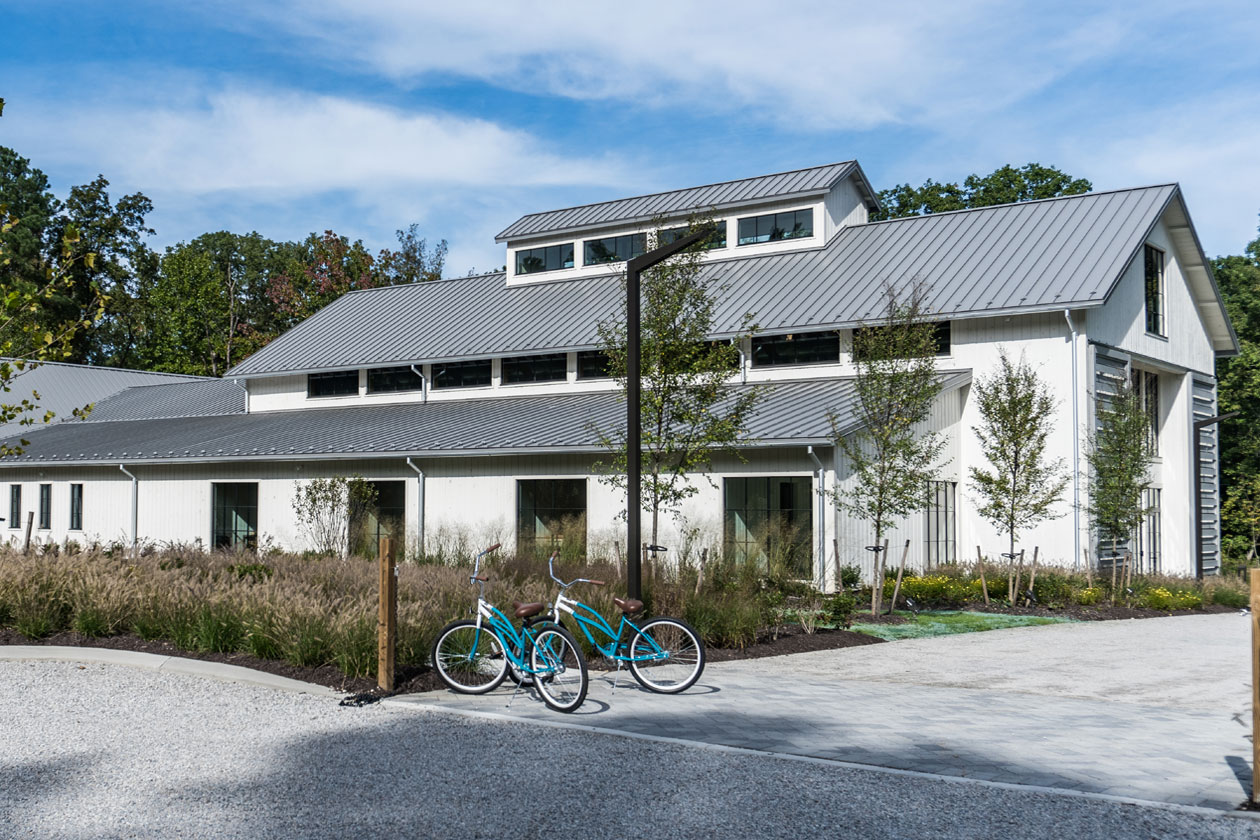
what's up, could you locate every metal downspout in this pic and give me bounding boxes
[807,446,826,590]
[1064,310,1081,568]
[406,457,425,557]
[409,365,427,403]
[118,464,137,552]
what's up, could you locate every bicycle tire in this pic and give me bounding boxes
[431,620,509,694]
[627,617,706,694]
[529,626,588,712]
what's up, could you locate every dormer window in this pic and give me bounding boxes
[308,370,359,398]
[433,359,492,389]
[737,209,813,246]
[502,353,567,384]
[660,224,727,250]
[583,234,646,265]
[516,243,574,275]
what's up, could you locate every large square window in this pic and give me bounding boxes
[212,483,258,550]
[517,479,586,555]
[724,476,812,577]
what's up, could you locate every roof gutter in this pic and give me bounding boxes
[118,464,138,553]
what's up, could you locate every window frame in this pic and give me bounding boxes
[431,358,493,390]
[366,365,425,394]
[501,353,568,385]
[307,370,360,399]
[576,350,612,380]
[750,331,840,368]
[736,208,814,247]
[582,233,646,266]
[659,223,727,251]
[38,483,51,530]
[8,485,19,530]
[722,475,814,579]
[516,478,587,555]
[211,482,259,551]
[515,243,575,276]
[69,484,83,531]
[1144,244,1166,337]
[925,480,957,567]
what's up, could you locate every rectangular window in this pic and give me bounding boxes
[583,233,646,265]
[660,224,727,250]
[1136,488,1162,574]
[502,353,568,384]
[69,484,83,531]
[736,209,813,246]
[925,481,956,568]
[724,476,813,578]
[432,359,492,389]
[308,370,359,398]
[1145,244,1165,336]
[577,350,612,380]
[1131,368,1160,450]
[517,479,586,555]
[852,321,951,360]
[8,485,19,529]
[515,243,575,275]
[751,331,839,367]
[38,484,51,529]
[212,483,258,550]
[367,365,424,394]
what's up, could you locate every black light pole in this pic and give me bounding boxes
[625,225,714,600]
[1193,410,1237,579]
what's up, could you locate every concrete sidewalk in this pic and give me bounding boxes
[394,613,1252,809]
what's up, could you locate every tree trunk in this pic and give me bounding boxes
[1110,552,1118,605]
[1013,550,1025,606]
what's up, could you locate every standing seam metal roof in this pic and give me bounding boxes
[495,161,862,241]
[0,373,971,465]
[226,185,1201,379]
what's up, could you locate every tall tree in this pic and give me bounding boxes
[873,163,1092,221]
[832,284,945,614]
[376,224,447,285]
[968,349,1069,561]
[595,220,763,549]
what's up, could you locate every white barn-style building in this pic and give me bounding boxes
[0,161,1238,585]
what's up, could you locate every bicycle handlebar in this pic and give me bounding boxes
[470,543,502,584]
[547,551,602,590]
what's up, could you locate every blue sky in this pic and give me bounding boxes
[2,1,1258,274]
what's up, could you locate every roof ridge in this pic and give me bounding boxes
[0,358,210,379]
[342,270,506,296]
[855,183,1179,229]
[504,160,856,223]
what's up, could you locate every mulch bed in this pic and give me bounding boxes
[1,603,1240,698]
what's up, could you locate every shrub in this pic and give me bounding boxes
[823,591,856,627]
[72,606,115,638]
[1075,586,1103,605]
[194,604,247,653]
[884,575,973,609]
[1206,578,1249,608]
[230,562,274,583]
[1031,571,1075,607]
[1140,587,1202,610]
[838,565,861,588]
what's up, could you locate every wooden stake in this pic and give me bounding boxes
[888,539,911,614]
[1084,548,1093,588]
[1027,547,1039,601]
[694,547,707,597]
[1013,550,1025,606]
[22,511,33,555]
[1250,568,1260,804]
[1110,552,1118,605]
[377,537,396,691]
[976,546,990,606]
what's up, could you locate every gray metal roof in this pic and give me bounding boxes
[0,373,970,466]
[496,161,868,241]
[84,379,247,422]
[0,361,205,436]
[229,184,1220,378]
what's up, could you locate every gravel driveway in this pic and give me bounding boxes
[1,659,1256,840]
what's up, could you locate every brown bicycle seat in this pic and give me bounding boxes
[472,575,489,582]
[513,601,545,619]
[613,597,644,615]
[588,580,606,586]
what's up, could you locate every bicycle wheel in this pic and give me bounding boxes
[627,617,706,694]
[431,620,509,694]
[529,626,588,713]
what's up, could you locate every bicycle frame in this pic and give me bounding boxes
[546,554,669,664]
[462,545,561,677]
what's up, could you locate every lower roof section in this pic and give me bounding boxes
[0,372,970,467]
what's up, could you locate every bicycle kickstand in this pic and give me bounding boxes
[507,673,524,710]
[611,659,624,695]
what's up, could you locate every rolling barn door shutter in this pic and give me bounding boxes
[1093,348,1130,563]
[1192,376,1221,576]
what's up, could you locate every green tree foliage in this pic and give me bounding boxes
[833,284,945,613]
[872,163,1092,221]
[291,475,378,558]
[1214,223,1260,566]
[596,220,763,548]
[1085,381,1154,565]
[968,349,1069,559]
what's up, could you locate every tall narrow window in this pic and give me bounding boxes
[925,481,956,568]
[723,476,813,578]
[9,485,20,529]
[1136,488,1162,574]
[69,484,83,531]
[1144,244,1165,336]
[38,484,51,529]
[1131,367,1160,450]
[212,483,258,550]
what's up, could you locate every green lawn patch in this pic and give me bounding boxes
[850,610,1076,641]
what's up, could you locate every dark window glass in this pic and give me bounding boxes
[724,476,813,578]
[577,350,612,380]
[1145,244,1165,335]
[212,483,258,550]
[367,365,424,394]
[736,209,813,246]
[515,243,575,275]
[432,359,492,389]
[349,480,406,557]
[583,233,646,265]
[517,479,586,555]
[308,370,359,398]
[659,224,727,250]
[70,484,83,531]
[852,321,951,361]
[1136,488,1162,574]
[1131,368,1160,449]
[38,484,50,529]
[8,485,19,529]
[752,331,839,367]
[502,353,567,384]
[925,481,956,567]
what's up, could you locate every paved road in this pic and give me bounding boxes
[405,613,1253,809]
[1,660,1256,840]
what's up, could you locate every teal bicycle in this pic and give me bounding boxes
[430,544,589,713]
[545,552,705,694]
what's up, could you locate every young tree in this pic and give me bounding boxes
[1085,380,1155,581]
[595,220,763,549]
[968,348,1069,560]
[291,476,378,558]
[832,284,945,614]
